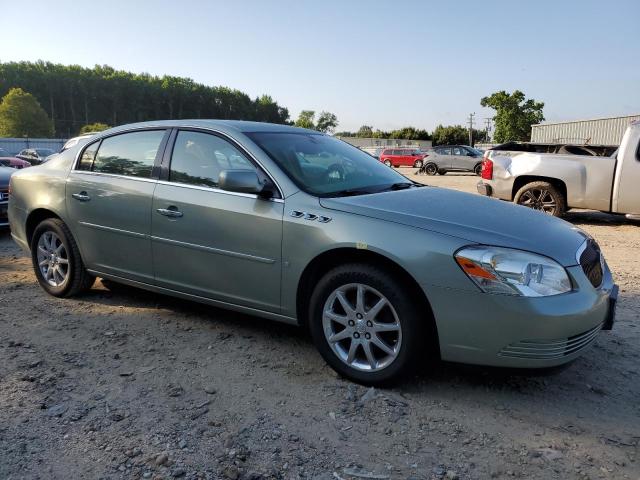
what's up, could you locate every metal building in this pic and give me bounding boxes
[531,114,640,146]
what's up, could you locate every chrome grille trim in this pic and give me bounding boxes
[499,323,601,360]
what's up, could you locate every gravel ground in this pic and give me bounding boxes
[1,172,639,480]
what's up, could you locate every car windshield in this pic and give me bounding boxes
[247,132,413,197]
[35,149,54,156]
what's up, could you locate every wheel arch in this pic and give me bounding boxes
[26,208,63,247]
[296,247,440,358]
[512,175,567,203]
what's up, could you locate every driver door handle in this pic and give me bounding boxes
[72,192,91,202]
[156,207,183,218]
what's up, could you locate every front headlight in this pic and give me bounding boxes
[455,246,572,297]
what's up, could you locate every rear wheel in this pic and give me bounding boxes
[31,218,94,297]
[413,159,423,168]
[514,181,566,217]
[424,163,438,176]
[308,264,425,385]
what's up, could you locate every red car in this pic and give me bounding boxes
[379,148,427,168]
[0,157,31,169]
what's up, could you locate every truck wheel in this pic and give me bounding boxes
[514,181,566,217]
[308,263,426,385]
[424,163,438,176]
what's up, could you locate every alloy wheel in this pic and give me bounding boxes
[36,231,70,287]
[518,188,557,214]
[322,283,402,372]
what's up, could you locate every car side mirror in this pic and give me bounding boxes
[218,169,272,198]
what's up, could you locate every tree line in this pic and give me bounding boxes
[0,61,291,137]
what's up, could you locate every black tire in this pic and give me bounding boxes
[413,159,423,169]
[308,263,427,385]
[514,181,566,217]
[31,218,95,297]
[424,163,438,176]
[474,163,482,176]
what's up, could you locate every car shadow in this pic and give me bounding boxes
[563,210,637,226]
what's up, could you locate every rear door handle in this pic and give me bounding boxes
[72,192,90,202]
[156,207,183,218]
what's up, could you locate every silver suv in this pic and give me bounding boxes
[419,145,484,175]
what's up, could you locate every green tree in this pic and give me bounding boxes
[0,61,292,137]
[480,90,544,142]
[315,111,338,133]
[432,124,468,145]
[356,125,373,137]
[0,87,53,137]
[295,110,316,129]
[79,122,110,134]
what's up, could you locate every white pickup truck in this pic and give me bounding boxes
[477,121,640,219]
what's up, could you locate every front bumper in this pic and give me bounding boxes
[426,263,616,368]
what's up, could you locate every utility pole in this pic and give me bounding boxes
[484,117,492,143]
[467,112,475,147]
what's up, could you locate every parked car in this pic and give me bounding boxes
[0,157,31,169]
[0,166,15,227]
[379,148,426,168]
[477,121,640,219]
[16,148,56,165]
[418,145,484,175]
[8,120,617,384]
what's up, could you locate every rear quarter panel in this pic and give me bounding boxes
[488,152,616,210]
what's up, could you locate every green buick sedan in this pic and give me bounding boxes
[7,121,617,384]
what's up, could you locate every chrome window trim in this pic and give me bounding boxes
[69,170,159,184]
[155,179,284,203]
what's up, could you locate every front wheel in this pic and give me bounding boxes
[413,159,423,169]
[474,163,482,176]
[308,264,425,385]
[514,181,566,217]
[31,218,95,297]
[383,159,392,167]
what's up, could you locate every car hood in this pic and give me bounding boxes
[319,186,586,266]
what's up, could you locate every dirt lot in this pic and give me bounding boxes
[1,172,639,480]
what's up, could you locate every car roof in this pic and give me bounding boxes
[99,119,317,136]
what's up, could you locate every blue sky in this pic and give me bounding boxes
[2,0,639,132]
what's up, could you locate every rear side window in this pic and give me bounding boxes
[77,141,100,171]
[437,147,451,155]
[93,130,165,178]
[169,130,257,188]
[392,149,402,155]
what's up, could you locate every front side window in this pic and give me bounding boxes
[93,130,165,178]
[247,132,411,197]
[453,147,465,156]
[169,131,257,188]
